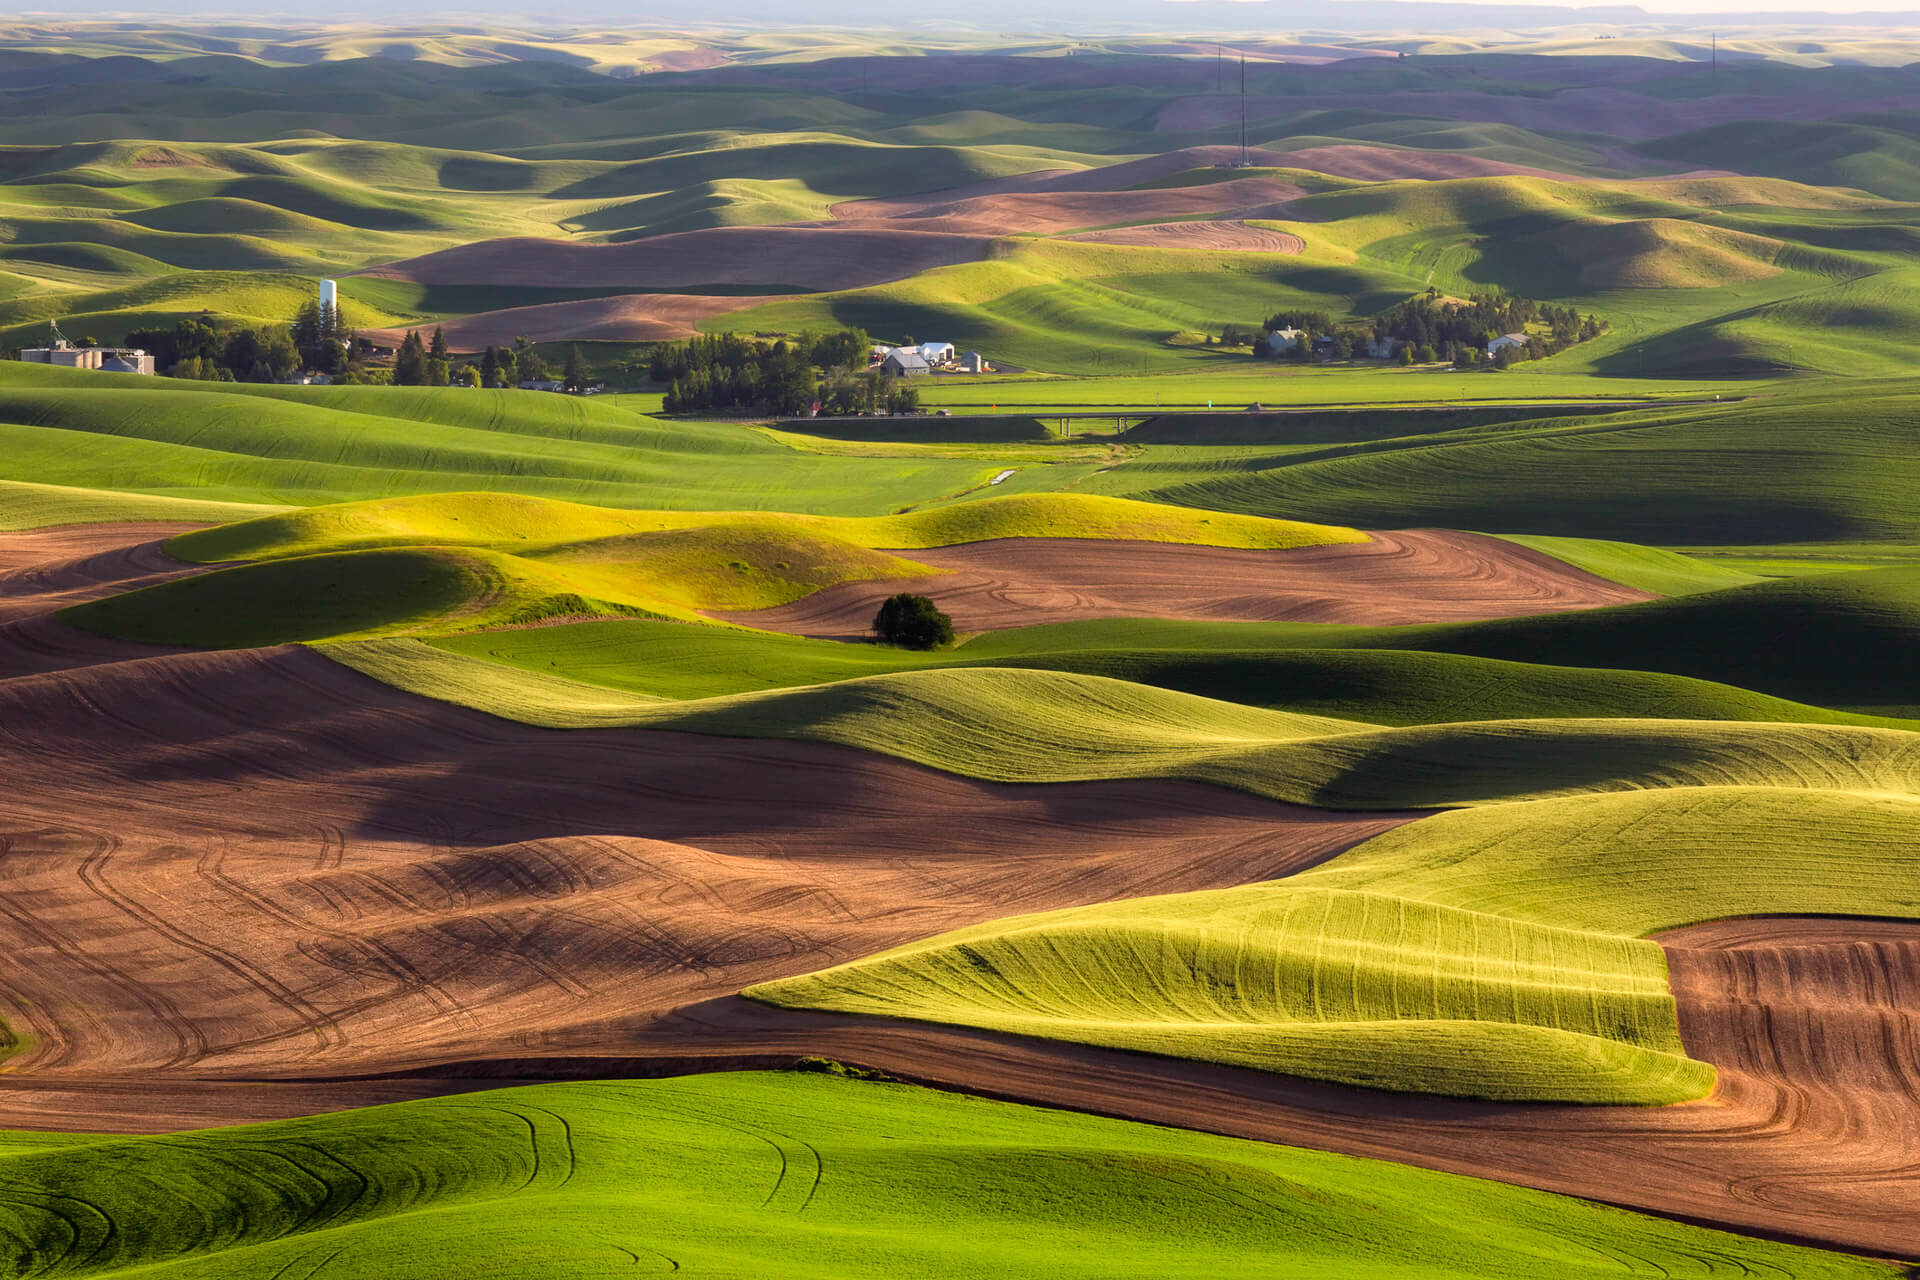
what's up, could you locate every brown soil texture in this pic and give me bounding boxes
[828,178,1303,238]
[362,225,995,291]
[6,528,1917,1259]
[716,530,1653,637]
[829,146,1301,226]
[1060,220,1305,252]
[0,522,206,624]
[361,291,767,347]
[0,623,1401,1081]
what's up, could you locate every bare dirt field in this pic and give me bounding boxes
[1059,219,1306,251]
[3,526,1915,1262]
[361,291,771,346]
[828,179,1304,238]
[364,224,997,291]
[0,522,205,624]
[717,530,1654,636]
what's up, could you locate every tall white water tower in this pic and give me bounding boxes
[319,279,337,312]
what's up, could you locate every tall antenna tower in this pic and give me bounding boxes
[1239,54,1248,167]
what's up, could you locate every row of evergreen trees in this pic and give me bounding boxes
[657,327,917,416]
[390,330,591,390]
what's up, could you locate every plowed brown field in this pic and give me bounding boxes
[360,292,770,346]
[716,530,1653,635]
[0,635,1399,1080]
[1060,220,1305,252]
[828,180,1303,238]
[0,522,204,624]
[363,224,996,291]
[4,526,1915,1261]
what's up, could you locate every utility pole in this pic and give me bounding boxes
[1711,32,1718,87]
[1217,43,1223,91]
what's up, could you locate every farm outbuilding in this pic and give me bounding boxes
[883,349,931,376]
[1487,332,1530,356]
[960,350,989,373]
[917,342,955,365]
[19,339,155,375]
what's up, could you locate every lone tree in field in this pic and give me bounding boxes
[563,344,589,392]
[872,593,954,650]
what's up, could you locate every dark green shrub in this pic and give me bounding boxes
[872,592,954,649]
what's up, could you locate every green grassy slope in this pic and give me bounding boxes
[1297,785,1920,935]
[55,492,1362,644]
[428,615,1903,729]
[1140,387,1920,545]
[62,546,685,644]
[1368,567,1920,715]
[0,370,1078,516]
[953,567,1920,716]
[758,884,1707,1103]
[0,271,413,349]
[0,1073,1882,1279]
[0,477,281,531]
[1642,120,1920,202]
[1491,534,1761,596]
[753,784,1919,1102]
[168,490,1365,563]
[324,648,1920,810]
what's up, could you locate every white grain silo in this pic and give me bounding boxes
[319,279,337,312]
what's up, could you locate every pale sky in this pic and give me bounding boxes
[1180,0,1920,14]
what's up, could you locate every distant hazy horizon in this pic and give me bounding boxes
[5,0,1920,31]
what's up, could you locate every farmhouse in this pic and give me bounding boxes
[1265,327,1303,354]
[882,348,931,376]
[1487,332,1529,356]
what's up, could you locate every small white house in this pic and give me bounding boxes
[916,341,955,365]
[883,349,931,377]
[1487,332,1530,356]
[1265,327,1303,355]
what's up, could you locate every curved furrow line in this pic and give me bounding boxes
[77,838,349,1061]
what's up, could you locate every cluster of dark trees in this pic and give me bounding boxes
[1249,291,1606,369]
[126,317,298,383]
[122,299,597,392]
[655,327,918,417]
[129,298,378,384]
